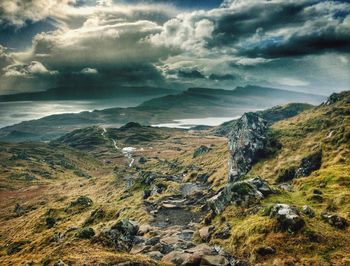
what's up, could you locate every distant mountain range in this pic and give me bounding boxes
[0,86,177,101]
[140,85,324,108]
[0,85,326,141]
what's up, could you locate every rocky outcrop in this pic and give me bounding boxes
[268,204,305,233]
[100,219,139,251]
[276,149,322,183]
[208,177,273,214]
[227,113,268,182]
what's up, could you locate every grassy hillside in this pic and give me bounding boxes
[208,91,350,265]
[0,92,348,265]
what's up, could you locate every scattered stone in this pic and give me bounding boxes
[138,157,147,164]
[178,229,194,241]
[277,183,294,192]
[145,236,160,246]
[84,208,105,226]
[313,189,322,195]
[198,226,215,242]
[214,224,231,240]
[46,217,56,228]
[138,224,152,235]
[162,250,191,266]
[256,246,276,256]
[193,145,211,158]
[268,204,305,233]
[302,205,315,218]
[14,203,25,216]
[143,189,152,199]
[309,194,324,203]
[54,260,68,266]
[319,182,326,188]
[321,212,348,229]
[201,255,229,266]
[76,227,95,239]
[147,251,163,261]
[67,196,93,211]
[159,243,174,254]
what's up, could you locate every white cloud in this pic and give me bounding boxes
[4,61,58,77]
[80,67,98,74]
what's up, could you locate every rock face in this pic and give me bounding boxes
[276,150,322,183]
[101,219,139,251]
[227,113,268,182]
[268,204,305,233]
[208,177,273,214]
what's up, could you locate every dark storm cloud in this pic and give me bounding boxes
[0,0,349,96]
[209,73,235,80]
[178,69,205,79]
[207,0,350,58]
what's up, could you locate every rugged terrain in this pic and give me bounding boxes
[0,91,349,265]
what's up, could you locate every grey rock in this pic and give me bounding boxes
[208,177,273,214]
[76,227,95,239]
[84,208,105,226]
[67,196,93,210]
[145,236,160,246]
[14,203,25,216]
[198,226,215,242]
[147,251,163,261]
[102,219,139,251]
[227,113,268,182]
[302,205,315,218]
[321,212,348,229]
[200,255,229,266]
[268,204,305,233]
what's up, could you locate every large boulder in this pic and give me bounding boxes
[227,113,268,182]
[268,204,305,233]
[208,177,273,214]
[100,219,139,251]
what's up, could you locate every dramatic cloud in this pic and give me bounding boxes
[0,0,74,27]
[0,0,349,95]
[3,61,58,77]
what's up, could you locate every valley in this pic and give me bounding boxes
[0,91,349,265]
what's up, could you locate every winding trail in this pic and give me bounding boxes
[100,126,135,167]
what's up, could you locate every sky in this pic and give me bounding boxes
[0,0,349,96]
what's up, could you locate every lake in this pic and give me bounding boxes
[152,117,241,129]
